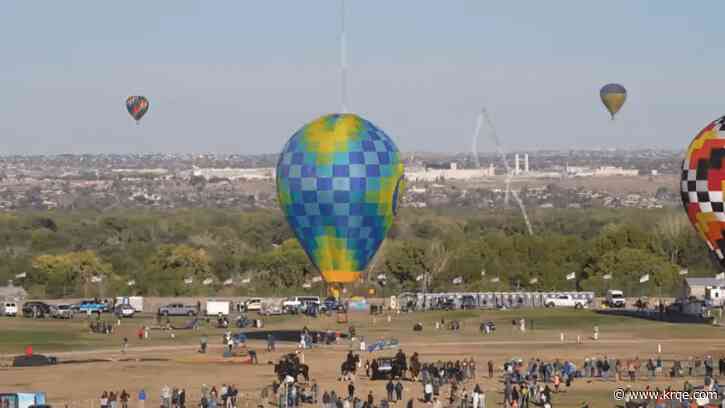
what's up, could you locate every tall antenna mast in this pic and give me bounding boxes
[340,0,348,113]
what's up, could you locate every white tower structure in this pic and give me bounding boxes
[524,153,530,173]
[514,154,520,175]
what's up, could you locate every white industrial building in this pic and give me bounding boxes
[190,167,276,181]
[406,163,495,182]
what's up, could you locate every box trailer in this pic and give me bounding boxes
[116,296,144,312]
[206,300,230,316]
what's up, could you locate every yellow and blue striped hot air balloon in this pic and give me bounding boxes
[276,113,404,289]
[600,84,627,119]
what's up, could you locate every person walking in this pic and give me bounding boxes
[488,360,494,379]
[348,382,356,400]
[395,381,403,402]
[122,337,128,354]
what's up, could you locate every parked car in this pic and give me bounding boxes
[12,354,58,367]
[282,296,320,314]
[544,294,587,309]
[1,301,18,317]
[321,297,343,312]
[260,304,284,316]
[243,298,263,312]
[158,303,197,317]
[370,357,395,380]
[50,304,74,319]
[22,302,52,318]
[114,304,136,318]
[606,290,626,308]
[74,300,109,314]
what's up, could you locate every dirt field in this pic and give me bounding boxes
[1,308,724,408]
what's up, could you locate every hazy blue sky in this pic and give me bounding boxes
[1,1,724,155]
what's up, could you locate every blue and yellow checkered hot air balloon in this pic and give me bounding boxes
[276,114,405,289]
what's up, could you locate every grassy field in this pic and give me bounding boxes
[2,308,724,407]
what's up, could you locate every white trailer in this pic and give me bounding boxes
[116,296,144,312]
[206,300,230,316]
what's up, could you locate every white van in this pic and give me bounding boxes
[1,301,18,317]
[606,290,626,308]
[206,300,230,316]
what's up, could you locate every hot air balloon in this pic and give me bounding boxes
[600,83,627,119]
[126,96,149,124]
[681,115,725,269]
[276,113,404,297]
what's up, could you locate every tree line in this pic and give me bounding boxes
[0,207,714,298]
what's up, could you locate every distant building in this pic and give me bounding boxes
[0,281,27,301]
[682,277,725,299]
[112,168,169,176]
[406,164,495,182]
[593,166,639,177]
[190,167,276,181]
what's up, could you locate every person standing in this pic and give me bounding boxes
[137,390,145,408]
[386,380,394,401]
[424,383,433,403]
[161,385,171,408]
[488,361,494,379]
[179,389,186,408]
[395,381,403,402]
[348,382,355,400]
[520,385,529,408]
[100,392,109,408]
[122,337,128,354]
[119,391,129,408]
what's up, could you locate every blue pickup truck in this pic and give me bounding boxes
[74,300,109,314]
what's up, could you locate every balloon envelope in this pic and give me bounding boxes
[681,115,725,268]
[276,113,405,284]
[600,83,626,119]
[126,96,149,122]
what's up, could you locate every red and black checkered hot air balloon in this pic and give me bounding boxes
[681,116,725,268]
[126,96,149,124]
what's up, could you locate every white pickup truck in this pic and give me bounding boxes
[545,294,587,309]
[282,296,320,313]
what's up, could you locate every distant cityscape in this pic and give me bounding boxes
[0,149,682,211]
